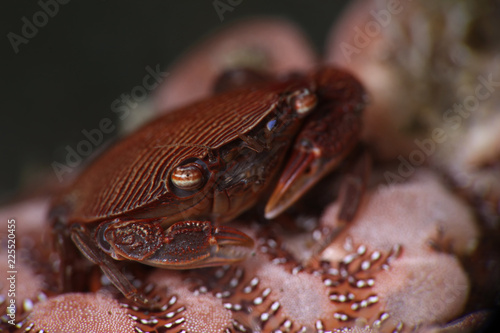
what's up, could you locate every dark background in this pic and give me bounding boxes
[0,0,348,201]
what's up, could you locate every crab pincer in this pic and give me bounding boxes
[265,68,368,221]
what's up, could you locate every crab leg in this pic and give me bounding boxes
[71,225,151,306]
[336,149,371,222]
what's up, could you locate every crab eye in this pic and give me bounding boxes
[291,88,317,115]
[171,161,206,191]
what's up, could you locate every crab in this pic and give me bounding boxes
[50,67,367,305]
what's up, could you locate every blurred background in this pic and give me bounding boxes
[0,0,347,200]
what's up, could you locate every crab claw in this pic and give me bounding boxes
[265,140,346,219]
[265,101,363,219]
[264,145,315,220]
[265,69,367,219]
[145,221,254,269]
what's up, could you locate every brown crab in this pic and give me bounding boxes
[50,66,367,305]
